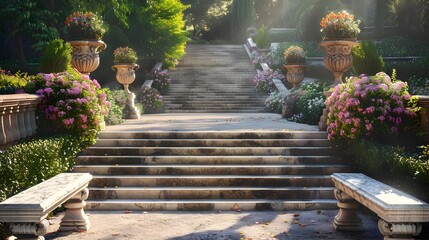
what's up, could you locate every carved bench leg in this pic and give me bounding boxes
[10,219,49,240]
[59,188,90,231]
[333,188,363,231]
[378,219,422,240]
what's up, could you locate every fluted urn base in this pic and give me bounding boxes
[283,64,306,89]
[69,40,106,75]
[320,40,358,84]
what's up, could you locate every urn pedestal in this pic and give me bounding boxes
[69,40,106,75]
[319,40,358,84]
[283,64,306,89]
[112,64,140,119]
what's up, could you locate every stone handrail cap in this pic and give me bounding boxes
[0,173,92,223]
[331,173,429,223]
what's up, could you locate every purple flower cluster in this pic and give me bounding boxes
[152,71,171,94]
[34,72,110,142]
[253,70,285,94]
[326,72,418,141]
[139,88,164,114]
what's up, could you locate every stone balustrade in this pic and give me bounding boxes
[416,95,429,142]
[142,62,163,90]
[0,94,41,145]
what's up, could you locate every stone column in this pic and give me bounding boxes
[59,188,91,231]
[18,104,27,138]
[333,188,363,231]
[378,219,422,240]
[10,219,49,240]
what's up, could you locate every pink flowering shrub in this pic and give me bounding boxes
[326,72,419,141]
[253,70,285,94]
[31,72,110,146]
[152,71,171,94]
[139,88,164,114]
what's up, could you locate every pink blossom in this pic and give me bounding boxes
[43,73,54,81]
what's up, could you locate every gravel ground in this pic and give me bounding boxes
[44,210,384,240]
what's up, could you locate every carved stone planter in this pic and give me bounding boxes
[319,40,358,84]
[283,64,306,89]
[112,64,140,119]
[69,40,106,75]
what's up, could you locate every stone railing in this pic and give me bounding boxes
[417,95,429,142]
[142,62,163,90]
[0,94,41,145]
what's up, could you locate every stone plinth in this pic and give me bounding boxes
[0,94,40,145]
[0,173,93,239]
[331,173,429,240]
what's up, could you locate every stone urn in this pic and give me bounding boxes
[69,40,106,75]
[319,39,358,84]
[112,63,140,119]
[283,64,306,89]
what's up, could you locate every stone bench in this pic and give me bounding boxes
[0,173,92,240]
[331,173,429,240]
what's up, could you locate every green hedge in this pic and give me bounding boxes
[339,139,429,201]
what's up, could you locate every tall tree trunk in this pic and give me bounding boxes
[375,0,385,39]
[14,33,27,69]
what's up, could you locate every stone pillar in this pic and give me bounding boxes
[4,106,14,143]
[18,105,27,138]
[59,188,91,231]
[333,189,363,231]
[378,219,422,240]
[0,106,7,144]
[10,219,49,240]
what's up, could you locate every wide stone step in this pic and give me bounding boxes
[73,164,350,175]
[85,199,338,211]
[89,175,334,187]
[93,139,330,148]
[163,100,266,104]
[76,155,342,165]
[88,186,335,199]
[81,146,335,156]
[98,131,328,140]
[165,104,265,108]
[163,109,268,113]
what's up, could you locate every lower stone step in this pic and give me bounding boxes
[88,187,335,199]
[89,175,334,187]
[73,164,350,175]
[85,199,338,211]
[163,109,268,113]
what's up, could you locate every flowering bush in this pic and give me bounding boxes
[265,91,286,114]
[284,46,306,65]
[104,89,127,125]
[64,12,107,40]
[152,71,171,94]
[326,72,419,141]
[113,47,138,64]
[32,72,110,146]
[139,88,164,114]
[0,69,27,94]
[251,51,271,66]
[253,70,285,94]
[289,81,328,125]
[320,11,361,39]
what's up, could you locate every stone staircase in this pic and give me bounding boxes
[164,45,267,113]
[74,131,349,210]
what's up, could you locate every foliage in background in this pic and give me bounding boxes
[230,0,256,42]
[376,36,429,57]
[65,11,107,41]
[284,46,306,65]
[138,87,164,114]
[265,91,286,114]
[104,88,126,125]
[389,0,429,41]
[151,71,172,94]
[320,11,361,40]
[253,70,284,94]
[352,41,385,76]
[288,81,328,125]
[339,139,429,201]
[30,72,110,147]
[113,46,138,64]
[253,25,270,49]
[0,69,28,94]
[326,72,419,142]
[39,39,72,74]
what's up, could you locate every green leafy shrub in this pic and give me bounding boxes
[376,36,428,57]
[339,139,429,201]
[30,72,110,147]
[0,69,28,94]
[288,81,328,125]
[138,88,164,114]
[326,72,419,142]
[39,39,72,74]
[352,41,385,76]
[104,88,127,125]
[253,25,270,49]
